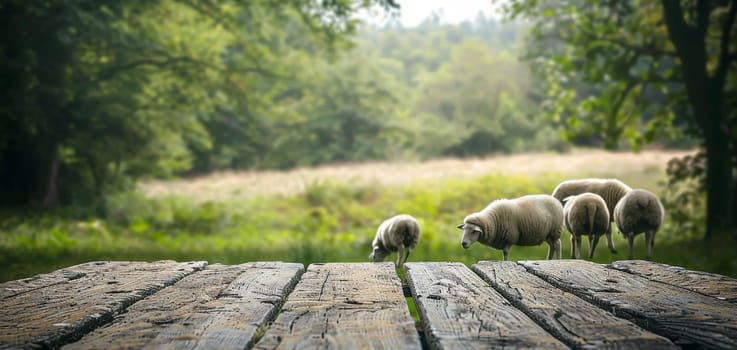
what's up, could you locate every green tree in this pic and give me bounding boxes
[0,0,398,208]
[501,0,737,240]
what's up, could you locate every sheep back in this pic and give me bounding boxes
[372,214,420,253]
[552,178,632,219]
[466,194,563,249]
[614,189,665,235]
[563,193,610,236]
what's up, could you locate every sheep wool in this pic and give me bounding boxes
[369,214,420,267]
[552,178,632,254]
[458,194,563,261]
[614,189,665,260]
[563,193,610,259]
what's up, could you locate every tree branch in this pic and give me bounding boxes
[97,56,214,81]
[575,21,676,57]
[612,81,638,119]
[605,72,639,146]
[714,0,737,86]
[605,37,676,57]
[616,82,649,136]
[661,0,697,51]
[176,0,288,78]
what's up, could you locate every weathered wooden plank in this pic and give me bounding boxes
[63,262,303,350]
[1,267,86,300]
[0,260,206,349]
[609,260,737,303]
[520,259,737,349]
[473,261,676,350]
[405,262,567,350]
[254,262,421,350]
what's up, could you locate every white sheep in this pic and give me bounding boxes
[457,194,563,261]
[552,178,632,254]
[563,193,610,259]
[613,189,665,260]
[369,214,420,267]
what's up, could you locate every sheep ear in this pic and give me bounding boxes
[456,223,465,229]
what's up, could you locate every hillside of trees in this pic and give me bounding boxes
[1,0,734,241]
[0,2,580,211]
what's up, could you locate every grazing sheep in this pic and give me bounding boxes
[457,194,563,261]
[614,189,665,260]
[552,178,632,254]
[563,193,610,259]
[369,214,420,268]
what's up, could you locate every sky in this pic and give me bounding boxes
[363,0,499,27]
[399,0,497,26]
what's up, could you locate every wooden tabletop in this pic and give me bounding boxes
[1,259,736,349]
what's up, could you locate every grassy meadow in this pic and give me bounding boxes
[2,149,735,282]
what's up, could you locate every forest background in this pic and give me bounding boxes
[1,0,735,281]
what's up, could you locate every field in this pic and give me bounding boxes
[3,148,736,282]
[139,149,680,202]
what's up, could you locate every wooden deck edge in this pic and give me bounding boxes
[608,259,737,303]
[5,261,208,349]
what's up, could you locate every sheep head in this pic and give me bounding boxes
[369,247,389,262]
[458,214,485,249]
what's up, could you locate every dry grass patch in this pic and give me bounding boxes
[138,149,694,203]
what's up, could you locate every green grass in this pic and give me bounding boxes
[1,167,732,282]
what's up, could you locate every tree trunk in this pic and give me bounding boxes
[701,93,734,240]
[42,148,60,208]
[661,0,736,240]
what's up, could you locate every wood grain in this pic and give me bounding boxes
[520,259,737,349]
[609,260,737,303]
[405,262,567,350]
[1,267,87,300]
[254,262,421,350]
[473,261,676,350]
[0,260,206,349]
[64,262,304,350]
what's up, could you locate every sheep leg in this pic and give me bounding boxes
[546,240,558,260]
[645,230,655,260]
[627,234,635,260]
[605,224,618,254]
[571,235,582,259]
[502,246,511,261]
[556,238,562,259]
[570,234,576,259]
[588,234,601,259]
[403,247,412,266]
[396,245,405,268]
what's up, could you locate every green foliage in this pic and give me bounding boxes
[500,0,737,240]
[0,0,399,207]
[2,0,568,209]
[659,151,707,240]
[500,0,686,150]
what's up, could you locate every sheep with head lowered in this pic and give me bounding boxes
[552,178,632,254]
[457,194,563,261]
[613,189,665,260]
[369,214,420,268]
[563,193,610,259]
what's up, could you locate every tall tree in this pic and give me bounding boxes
[0,0,398,208]
[501,0,737,240]
[660,0,736,240]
